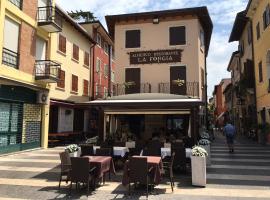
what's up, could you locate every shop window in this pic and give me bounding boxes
[125,30,140,48]
[72,44,79,61]
[169,26,186,45]
[58,34,66,53]
[71,74,78,92]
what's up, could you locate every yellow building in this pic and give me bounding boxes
[48,6,95,140]
[0,0,62,153]
[246,0,270,124]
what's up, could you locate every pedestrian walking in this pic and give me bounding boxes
[223,121,236,153]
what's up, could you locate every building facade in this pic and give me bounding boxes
[0,0,62,153]
[246,0,270,125]
[86,7,212,142]
[48,7,95,138]
[80,20,116,100]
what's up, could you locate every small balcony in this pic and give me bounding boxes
[35,60,60,83]
[113,83,151,96]
[37,6,62,32]
[2,48,19,68]
[158,82,199,97]
[8,0,22,9]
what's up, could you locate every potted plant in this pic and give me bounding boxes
[65,144,81,157]
[198,139,211,166]
[191,146,208,187]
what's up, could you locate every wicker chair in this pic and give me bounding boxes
[128,157,153,198]
[172,147,186,172]
[69,157,96,196]
[59,151,71,188]
[162,152,175,191]
[80,145,94,156]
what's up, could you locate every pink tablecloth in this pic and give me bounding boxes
[122,156,163,186]
[84,156,116,178]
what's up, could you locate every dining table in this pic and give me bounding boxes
[160,148,192,159]
[84,156,116,179]
[122,156,163,186]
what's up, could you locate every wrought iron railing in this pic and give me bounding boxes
[37,6,62,31]
[35,60,60,82]
[158,82,199,97]
[8,0,22,9]
[112,83,152,96]
[2,48,19,68]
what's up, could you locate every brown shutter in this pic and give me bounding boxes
[125,68,140,94]
[59,35,66,53]
[170,66,187,95]
[72,75,78,92]
[125,30,140,48]
[57,70,65,88]
[170,26,186,45]
[73,44,79,60]
[84,52,90,66]
[83,79,89,95]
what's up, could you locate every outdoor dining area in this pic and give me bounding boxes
[58,137,198,198]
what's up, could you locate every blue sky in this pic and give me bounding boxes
[57,0,248,96]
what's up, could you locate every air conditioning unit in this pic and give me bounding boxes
[37,91,49,105]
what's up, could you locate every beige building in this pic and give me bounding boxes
[48,6,95,137]
[86,7,213,142]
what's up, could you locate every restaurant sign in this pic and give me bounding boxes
[130,49,183,65]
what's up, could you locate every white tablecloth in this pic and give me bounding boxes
[93,146,129,157]
[161,148,192,159]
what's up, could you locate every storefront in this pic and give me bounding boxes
[0,84,44,154]
[83,93,202,143]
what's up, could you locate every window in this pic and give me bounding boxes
[84,51,90,66]
[263,5,270,29]
[57,69,65,88]
[83,79,89,96]
[125,30,140,48]
[96,58,101,72]
[104,87,107,98]
[71,74,78,92]
[200,30,205,48]
[72,44,79,61]
[169,26,186,45]
[259,61,263,82]
[58,34,66,53]
[104,64,109,77]
[3,17,20,68]
[247,24,252,45]
[256,22,261,40]
[104,42,109,54]
[96,33,101,46]
[111,71,115,83]
[201,68,205,89]
[239,40,244,56]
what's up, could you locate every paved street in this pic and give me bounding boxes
[0,135,270,199]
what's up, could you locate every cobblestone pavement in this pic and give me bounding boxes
[0,134,270,200]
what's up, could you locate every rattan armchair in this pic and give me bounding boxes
[59,151,71,188]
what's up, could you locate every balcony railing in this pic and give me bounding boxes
[8,0,22,9]
[2,48,19,68]
[158,82,199,97]
[35,60,60,83]
[37,6,62,32]
[113,83,151,96]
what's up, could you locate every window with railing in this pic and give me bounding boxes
[37,6,62,31]
[8,0,22,9]
[2,48,19,68]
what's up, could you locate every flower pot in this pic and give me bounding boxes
[67,148,81,157]
[191,156,206,187]
[199,145,211,166]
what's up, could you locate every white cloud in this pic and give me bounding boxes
[56,0,247,96]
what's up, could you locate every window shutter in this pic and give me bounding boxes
[57,70,65,88]
[125,30,140,48]
[83,79,89,95]
[259,61,263,82]
[170,26,186,45]
[84,52,90,66]
[73,44,79,60]
[263,11,267,29]
[59,35,66,53]
[72,75,78,92]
